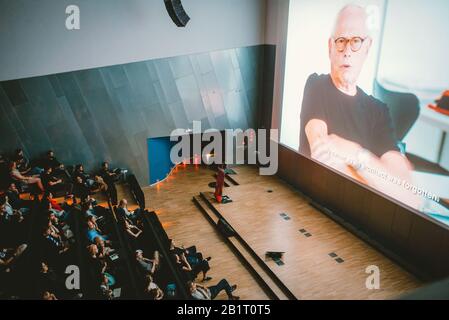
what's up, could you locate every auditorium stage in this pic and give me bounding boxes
[142,164,421,300]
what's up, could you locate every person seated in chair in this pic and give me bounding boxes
[42,291,58,300]
[41,166,72,196]
[42,191,69,214]
[0,195,25,224]
[46,218,71,244]
[100,162,121,183]
[0,243,28,274]
[144,275,164,300]
[92,176,109,195]
[87,245,109,275]
[13,148,43,176]
[173,252,211,283]
[169,239,212,281]
[99,273,117,300]
[82,201,99,219]
[73,176,90,202]
[5,183,31,210]
[9,161,44,192]
[94,237,114,258]
[73,164,97,190]
[48,211,72,242]
[117,199,141,222]
[86,220,108,244]
[45,200,68,223]
[135,249,159,275]
[37,262,66,298]
[43,226,69,255]
[99,162,119,205]
[41,150,70,180]
[188,280,239,300]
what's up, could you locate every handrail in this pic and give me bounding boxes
[193,196,280,300]
[71,205,98,299]
[127,174,145,209]
[199,192,298,300]
[107,199,141,299]
[142,211,190,299]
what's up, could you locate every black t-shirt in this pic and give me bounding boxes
[299,73,398,158]
[43,157,61,170]
[100,168,115,185]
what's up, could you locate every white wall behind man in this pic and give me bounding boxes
[0,0,266,81]
[378,0,449,92]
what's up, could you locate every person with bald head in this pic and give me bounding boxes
[299,4,422,210]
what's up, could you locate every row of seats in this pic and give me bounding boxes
[1,149,239,299]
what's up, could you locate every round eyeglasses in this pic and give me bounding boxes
[334,37,367,52]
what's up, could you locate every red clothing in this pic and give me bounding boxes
[214,168,225,203]
[50,198,63,211]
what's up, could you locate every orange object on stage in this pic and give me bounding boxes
[214,165,225,203]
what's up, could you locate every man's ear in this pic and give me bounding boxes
[328,38,332,57]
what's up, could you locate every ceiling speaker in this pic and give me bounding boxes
[164,0,190,27]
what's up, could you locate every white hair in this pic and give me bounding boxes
[330,4,371,38]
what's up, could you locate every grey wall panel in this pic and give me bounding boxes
[55,96,94,165]
[0,89,23,151]
[152,81,176,129]
[196,53,214,75]
[200,72,227,120]
[0,45,275,186]
[48,75,65,98]
[169,56,194,80]
[144,61,161,83]
[175,75,206,125]
[210,50,239,93]
[1,81,28,106]
[153,59,182,106]
[223,91,249,130]
[106,65,129,89]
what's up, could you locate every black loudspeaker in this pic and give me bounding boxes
[217,219,235,238]
[164,0,190,27]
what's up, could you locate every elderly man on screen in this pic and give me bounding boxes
[299,4,421,210]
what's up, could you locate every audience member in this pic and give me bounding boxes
[188,280,239,300]
[135,249,159,275]
[9,161,44,192]
[117,199,141,222]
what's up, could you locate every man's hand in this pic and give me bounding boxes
[310,134,362,172]
[305,119,363,174]
[328,134,362,162]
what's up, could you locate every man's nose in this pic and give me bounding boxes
[343,42,352,57]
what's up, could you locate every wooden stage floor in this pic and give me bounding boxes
[141,164,421,300]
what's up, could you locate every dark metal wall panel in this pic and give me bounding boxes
[0,44,275,185]
[1,80,28,106]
